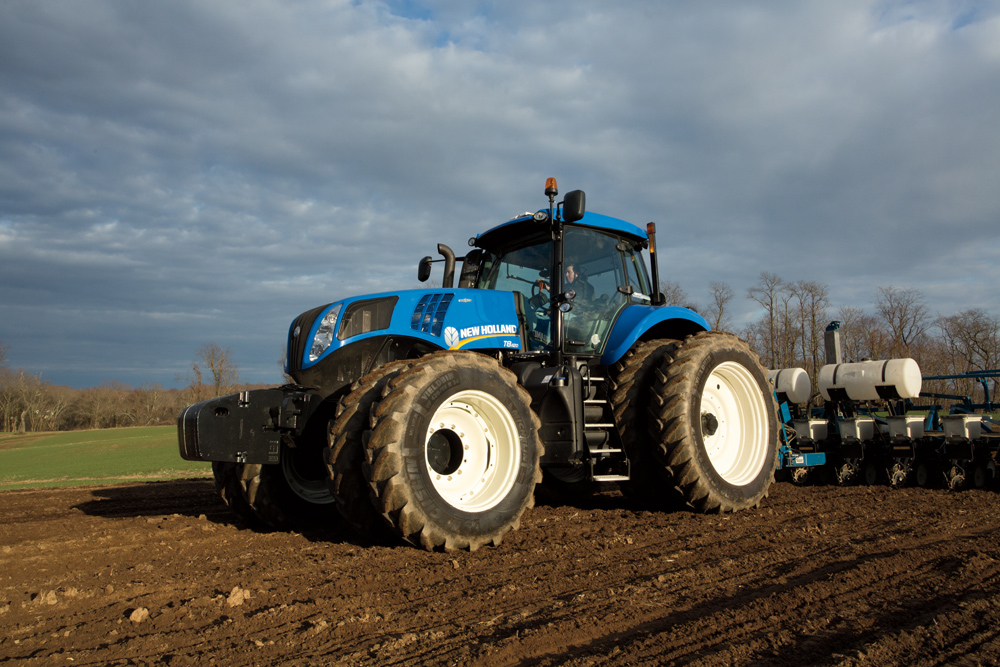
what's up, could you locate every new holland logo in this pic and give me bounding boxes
[458,324,517,338]
[442,323,518,349]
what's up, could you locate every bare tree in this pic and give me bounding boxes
[195,344,240,397]
[706,281,734,332]
[86,381,133,429]
[739,320,766,361]
[0,340,8,367]
[791,280,829,402]
[875,286,929,356]
[836,305,891,362]
[36,384,73,432]
[747,272,784,368]
[1,369,52,433]
[0,368,19,432]
[658,280,691,308]
[126,383,168,426]
[14,370,42,432]
[936,309,1000,400]
[776,287,798,368]
[185,361,206,403]
[937,309,1000,371]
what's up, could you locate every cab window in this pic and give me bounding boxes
[562,227,648,354]
[478,239,554,350]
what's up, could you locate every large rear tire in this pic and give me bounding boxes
[608,339,686,509]
[364,352,542,551]
[649,331,779,512]
[325,360,413,541]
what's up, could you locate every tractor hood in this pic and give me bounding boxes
[287,288,523,374]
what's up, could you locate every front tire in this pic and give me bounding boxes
[364,352,542,551]
[326,359,413,540]
[649,331,779,512]
[213,461,267,529]
[212,447,339,531]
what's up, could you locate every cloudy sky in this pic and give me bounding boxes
[1,0,998,389]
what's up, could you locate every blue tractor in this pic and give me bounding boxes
[179,179,780,550]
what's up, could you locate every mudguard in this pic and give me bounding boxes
[599,304,709,366]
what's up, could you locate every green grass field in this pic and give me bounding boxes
[0,426,212,490]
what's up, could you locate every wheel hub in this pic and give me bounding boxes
[426,429,464,475]
[701,412,720,437]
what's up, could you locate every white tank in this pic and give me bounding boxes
[818,358,922,401]
[767,367,811,404]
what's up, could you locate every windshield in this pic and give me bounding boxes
[479,236,554,351]
[477,225,650,354]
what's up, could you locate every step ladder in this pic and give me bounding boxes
[580,367,630,482]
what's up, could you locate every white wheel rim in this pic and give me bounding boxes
[425,389,521,512]
[699,361,770,486]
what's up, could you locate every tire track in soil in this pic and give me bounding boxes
[1,481,999,665]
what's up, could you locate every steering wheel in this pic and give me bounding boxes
[528,280,550,317]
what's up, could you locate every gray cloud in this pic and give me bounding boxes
[1,0,998,388]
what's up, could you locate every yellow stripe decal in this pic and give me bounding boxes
[449,334,515,350]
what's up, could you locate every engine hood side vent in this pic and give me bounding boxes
[411,293,454,337]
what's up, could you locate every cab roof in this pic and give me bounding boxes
[474,211,647,251]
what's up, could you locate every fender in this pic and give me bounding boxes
[600,304,709,366]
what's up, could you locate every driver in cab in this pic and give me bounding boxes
[563,265,593,302]
[536,265,593,303]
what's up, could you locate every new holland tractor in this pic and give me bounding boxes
[178,179,780,551]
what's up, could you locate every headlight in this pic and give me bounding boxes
[309,304,342,362]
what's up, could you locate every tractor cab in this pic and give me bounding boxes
[472,218,654,357]
[424,179,658,363]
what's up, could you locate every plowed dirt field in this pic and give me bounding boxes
[1,480,999,666]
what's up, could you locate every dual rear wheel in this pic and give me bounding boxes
[612,331,779,513]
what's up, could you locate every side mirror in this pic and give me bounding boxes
[563,190,586,223]
[417,256,433,282]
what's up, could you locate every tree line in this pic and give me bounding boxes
[662,273,1000,408]
[0,343,257,434]
[3,279,998,432]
